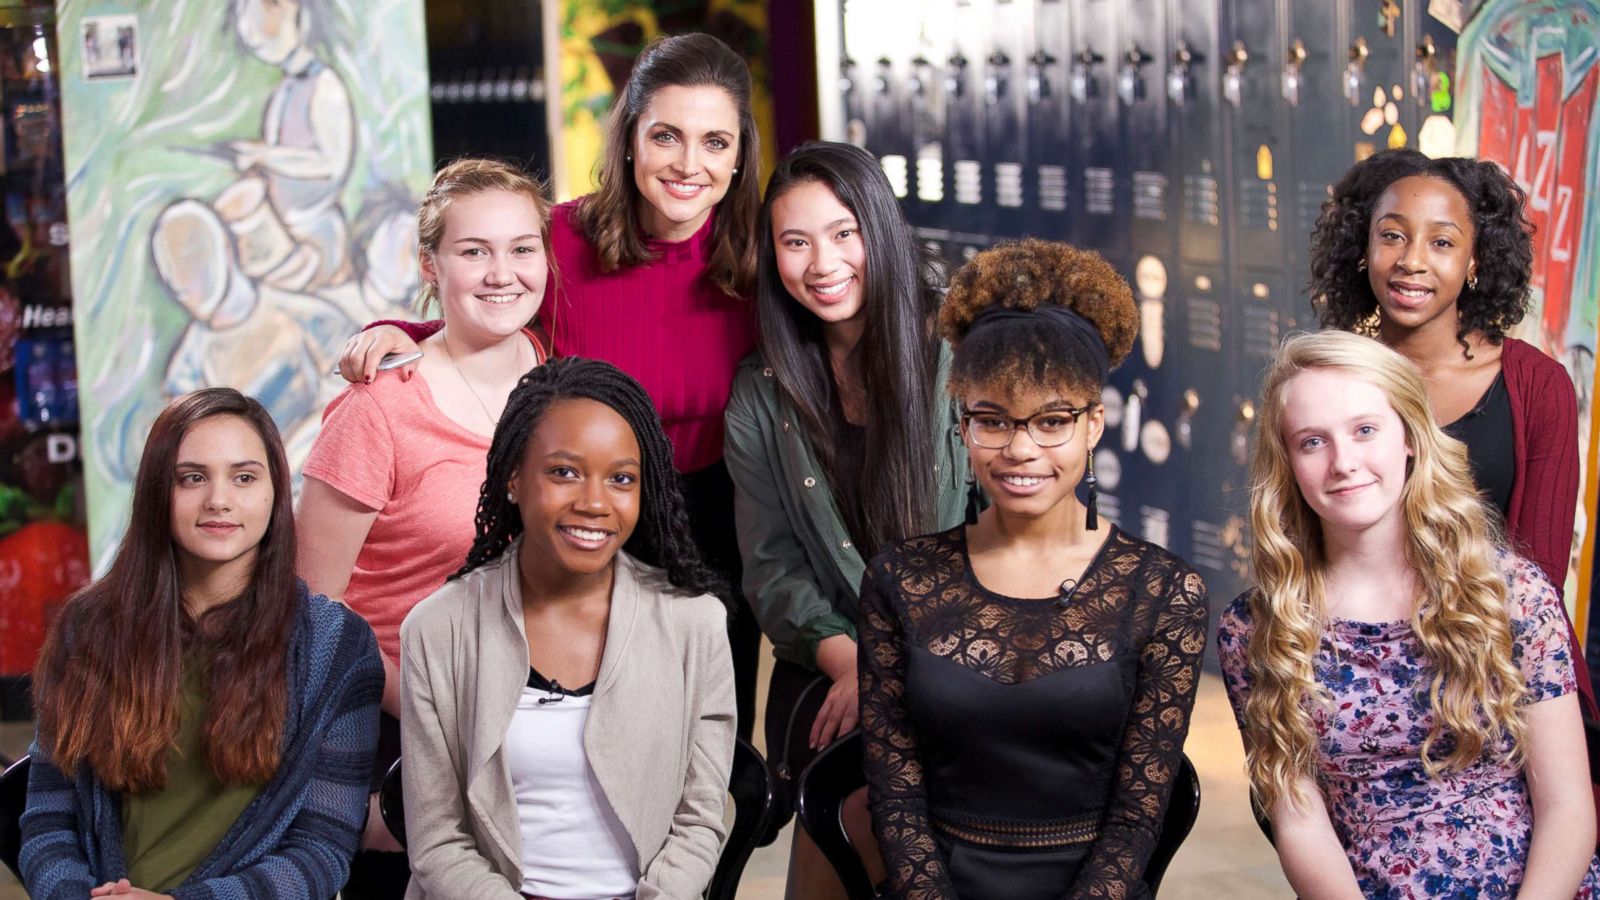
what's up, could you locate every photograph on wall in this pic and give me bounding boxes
[79,14,135,80]
[57,0,435,570]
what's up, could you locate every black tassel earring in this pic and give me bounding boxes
[1084,450,1099,530]
[965,463,982,525]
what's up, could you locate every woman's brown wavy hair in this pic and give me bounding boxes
[571,32,760,298]
[1246,331,1526,810]
[32,388,300,792]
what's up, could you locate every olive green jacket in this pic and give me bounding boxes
[723,345,968,669]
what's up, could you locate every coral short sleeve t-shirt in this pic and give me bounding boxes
[302,370,494,663]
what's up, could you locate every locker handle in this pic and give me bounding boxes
[1071,47,1103,104]
[1172,40,1202,69]
[1168,40,1201,106]
[840,57,858,95]
[1285,39,1306,69]
[945,53,968,97]
[985,50,1011,103]
[1281,38,1307,108]
[1028,50,1056,103]
[1343,36,1368,106]
[1412,34,1437,105]
[1347,35,1369,64]
[1118,43,1152,105]
[1225,40,1249,70]
[1223,40,1248,109]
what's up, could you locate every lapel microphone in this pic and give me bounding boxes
[538,679,566,705]
[1056,578,1079,609]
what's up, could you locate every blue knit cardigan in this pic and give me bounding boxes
[20,585,384,900]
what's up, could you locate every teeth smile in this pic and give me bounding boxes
[665,181,705,191]
[561,526,609,541]
[1394,286,1429,298]
[1000,475,1046,486]
[479,294,521,304]
[812,279,850,296]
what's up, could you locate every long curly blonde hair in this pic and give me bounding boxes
[1245,330,1526,810]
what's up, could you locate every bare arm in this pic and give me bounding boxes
[296,476,398,714]
[1269,780,1365,900]
[1518,691,1595,897]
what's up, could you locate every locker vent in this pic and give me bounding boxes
[1038,165,1069,211]
[954,160,982,204]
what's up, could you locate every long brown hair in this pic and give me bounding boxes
[571,32,760,298]
[32,388,301,792]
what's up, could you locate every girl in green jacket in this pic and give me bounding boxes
[723,141,968,898]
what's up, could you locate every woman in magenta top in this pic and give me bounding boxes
[339,33,763,734]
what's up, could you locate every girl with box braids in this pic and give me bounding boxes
[400,356,739,899]
[458,356,727,604]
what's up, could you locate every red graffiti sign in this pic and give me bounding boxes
[1477,57,1596,348]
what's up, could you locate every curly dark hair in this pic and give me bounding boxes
[939,238,1138,398]
[455,357,727,606]
[1308,148,1534,344]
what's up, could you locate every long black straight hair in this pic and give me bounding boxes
[756,141,944,551]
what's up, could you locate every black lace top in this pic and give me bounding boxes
[858,526,1209,899]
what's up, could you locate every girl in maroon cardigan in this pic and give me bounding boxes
[336,34,764,736]
[1309,148,1595,721]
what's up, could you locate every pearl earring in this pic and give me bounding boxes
[506,491,516,503]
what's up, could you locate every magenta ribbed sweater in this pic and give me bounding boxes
[390,198,758,473]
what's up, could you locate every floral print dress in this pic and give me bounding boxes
[1218,554,1600,899]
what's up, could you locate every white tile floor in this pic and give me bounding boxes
[0,669,1293,899]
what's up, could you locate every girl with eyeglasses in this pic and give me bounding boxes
[858,240,1208,899]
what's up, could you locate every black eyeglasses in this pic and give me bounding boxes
[961,405,1093,449]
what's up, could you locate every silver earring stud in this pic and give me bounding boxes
[506,491,515,503]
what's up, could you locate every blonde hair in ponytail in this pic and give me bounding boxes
[415,158,552,315]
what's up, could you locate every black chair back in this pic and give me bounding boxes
[797,735,1202,898]
[378,757,405,850]
[705,737,778,900]
[1144,754,1202,894]
[795,730,874,900]
[0,754,30,882]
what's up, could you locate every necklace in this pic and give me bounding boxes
[441,329,506,428]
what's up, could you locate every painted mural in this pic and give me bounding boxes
[57,0,433,570]
[556,0,777,200]
[1456,0,1600,627]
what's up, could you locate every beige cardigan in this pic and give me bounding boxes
[398,543,736,900]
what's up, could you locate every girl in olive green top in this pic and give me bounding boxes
[22,389,382,900]
[723,142,969,898]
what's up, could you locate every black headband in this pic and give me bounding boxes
[966,305,1111,386]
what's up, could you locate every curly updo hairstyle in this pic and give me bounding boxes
[455,357,727,605]
[939,238,1138,399]
[1308,149,1534,344]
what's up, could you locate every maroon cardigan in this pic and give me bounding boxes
[1500,336,1595,715]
